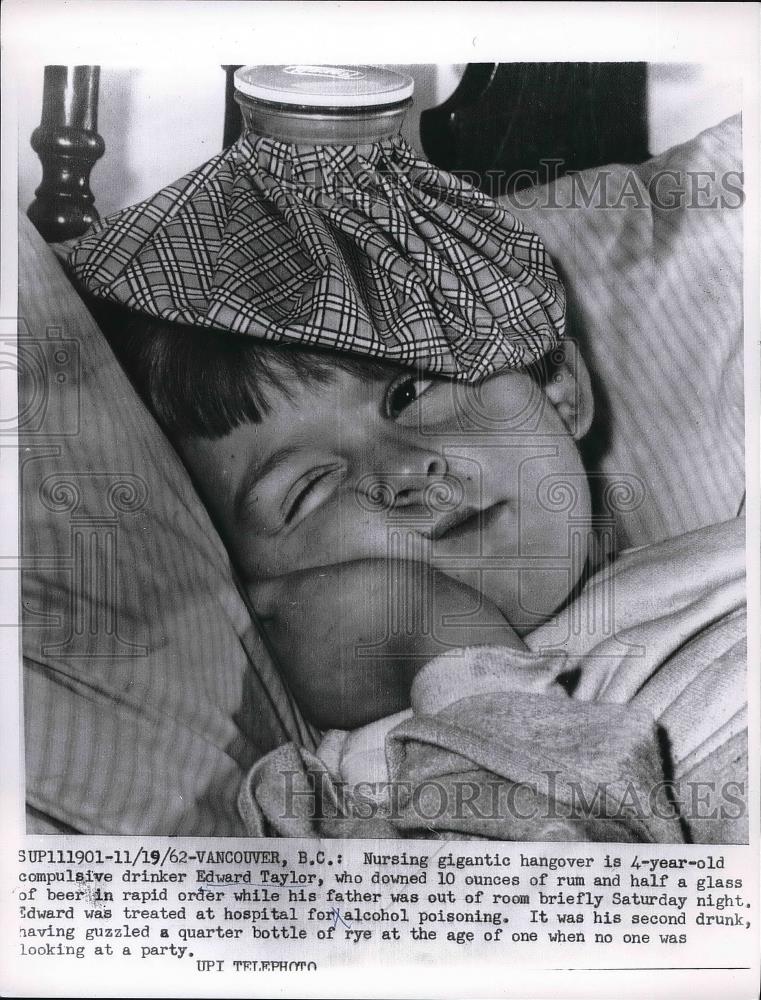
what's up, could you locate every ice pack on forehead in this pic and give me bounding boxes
[67,64,565,380]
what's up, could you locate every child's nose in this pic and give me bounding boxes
[392,450,449,508]
[357,438,450,511]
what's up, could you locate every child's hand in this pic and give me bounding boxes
[249,560,525,730]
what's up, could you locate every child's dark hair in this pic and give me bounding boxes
[87,298,396,441]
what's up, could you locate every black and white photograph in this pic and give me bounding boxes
[2,2,759,998]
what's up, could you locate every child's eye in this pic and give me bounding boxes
[283,466,343,527]
[384,375,434,419]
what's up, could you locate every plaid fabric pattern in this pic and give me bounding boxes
[68,133,565,379]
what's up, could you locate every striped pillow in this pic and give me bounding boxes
[506,115,744,551]
[20,214,316,835]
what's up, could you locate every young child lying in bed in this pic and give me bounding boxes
[101,307,593,731]
[97,307,747,843]
[69,95,746,840]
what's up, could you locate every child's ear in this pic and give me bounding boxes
[540,339,594,441]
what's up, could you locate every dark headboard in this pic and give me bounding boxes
[420,63,649,195]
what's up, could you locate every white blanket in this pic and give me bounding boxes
[243,517,747,842]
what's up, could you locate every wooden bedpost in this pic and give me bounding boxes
[27,65,105,242]
[222,65,244,149]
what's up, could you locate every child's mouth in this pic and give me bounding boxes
[427,502,506,542]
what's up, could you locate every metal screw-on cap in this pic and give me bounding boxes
[234,64,414,109]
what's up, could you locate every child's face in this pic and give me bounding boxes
[180,352,593,635]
